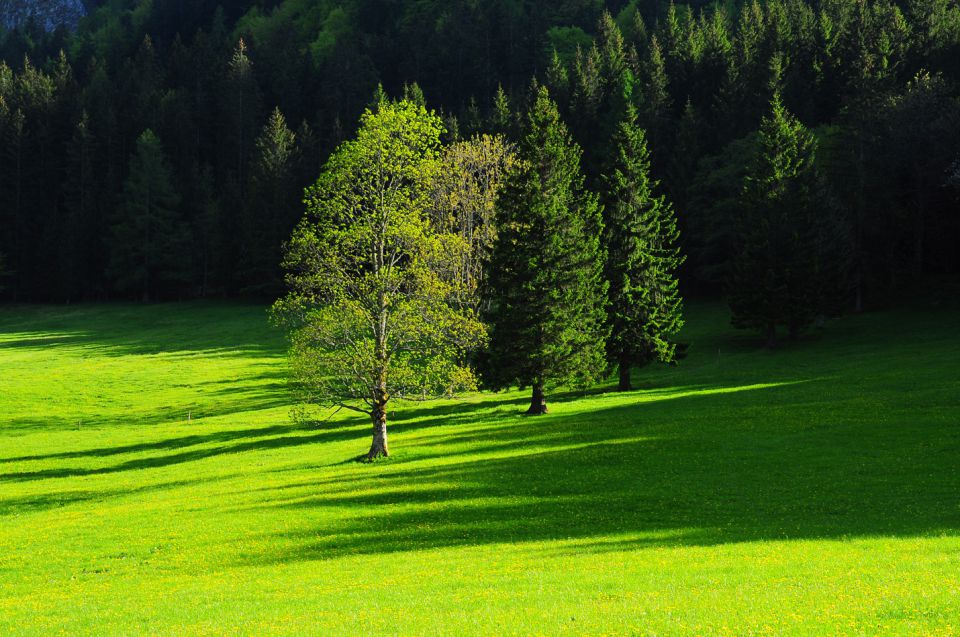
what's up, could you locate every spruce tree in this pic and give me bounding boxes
[603,106,685,391]
[62,111,97,300]
[728,95,849,347]
[0,251,6,292]
[490,85,514,139]
[482,87,608,414]
[110,129,190,301]
[241,107,297,294]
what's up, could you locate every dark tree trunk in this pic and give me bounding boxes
[526,383,547,415]
[765,322,777,349]
[788,321,801,340]
[618,353,632,391]
[367,401,389,460]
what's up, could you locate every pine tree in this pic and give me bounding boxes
[190,163,221,298]
[1,106,24,300]
[490,84,514,138]
[62,111,97,300]
[728,95,849,347]
[545,49,570,107]
[241,107,298,294]
[603,106,685,391]
[482,87,608,414]
[641,35,672,169]
[110,130,190,301]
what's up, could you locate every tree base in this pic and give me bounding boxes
[365,447,389,461]
[618,360,632,392]
[526,385,548,415]
[367,411,389,460]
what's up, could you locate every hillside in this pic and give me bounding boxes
[0,0,85,30]
[1,302,958,634]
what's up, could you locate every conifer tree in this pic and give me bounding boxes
[482,87,608,414]
[62,111,97,300]
[728,95,849,347]
[1,106,24,300]
[490,84,514,139]
[223,38,260,197]
[603,106,685,391]
[110,129,190,301]
[241,107,297,293]
[641,35,672,169]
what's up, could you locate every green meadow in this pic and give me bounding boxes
[1,302,959,635]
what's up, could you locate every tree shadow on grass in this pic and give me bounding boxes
[0,475,241,516]
[238,377,960,564]
[0,423,371,482]
[0,302,286,359]
[0,422,306,464]
[1,390,291,435]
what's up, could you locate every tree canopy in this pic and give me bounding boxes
[274,99,485,459]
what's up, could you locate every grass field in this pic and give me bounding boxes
[1,301,959,635]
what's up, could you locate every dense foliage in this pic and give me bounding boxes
[603,105,684,387]
[274,99,485,458]
[0,0,958,314]
[729,95,850,346]
[482,86,608,413]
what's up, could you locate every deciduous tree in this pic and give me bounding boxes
[275,100,485,460]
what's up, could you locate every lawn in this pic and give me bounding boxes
[1,301,959,635]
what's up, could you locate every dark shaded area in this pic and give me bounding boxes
[1,372,290,435]
[0,302,286,358]
[0,425,364,482]
[2,1,959,305]
[1,422,302,465]
[245,377,960,563]
[0,476,233,516]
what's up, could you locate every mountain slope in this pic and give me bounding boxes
[0,0,85,31]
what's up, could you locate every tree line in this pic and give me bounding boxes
[1,0,959,307]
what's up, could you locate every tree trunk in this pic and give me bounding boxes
[914,163,925,279]
[618,354,632,391]
[526,383,548,415]
[366,402,389,460]
[765,322,777,349]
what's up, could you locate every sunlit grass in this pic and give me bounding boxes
[1,301,959,635]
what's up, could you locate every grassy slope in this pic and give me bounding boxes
[0,301,958,635]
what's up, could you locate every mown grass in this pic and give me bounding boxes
[1,301,959,635]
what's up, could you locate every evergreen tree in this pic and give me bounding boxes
[225,38,258,193]
[62,111,97,300]
[1,106,25,300]
[241,107,298,294]
[490,84,514,139]
[190,163,221,298]
[728,95,849,346]
[603,106,685,391]
[482,87,608,414]
[110,130,190,301]
[641,35,672,172]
